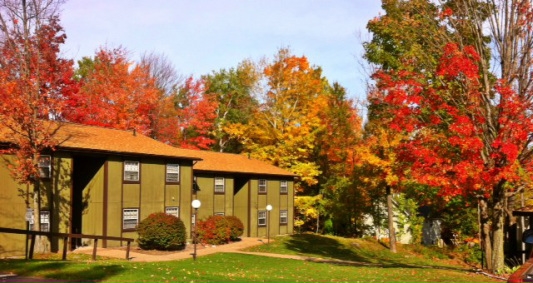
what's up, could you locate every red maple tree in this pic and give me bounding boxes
[0,17,78,182]
[64,47,159,136]
[172,77,218,150]
[372,43,533,267]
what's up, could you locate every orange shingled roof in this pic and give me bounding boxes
[189,150,297,177]
[0,122,201,160]
[0,121,296,177]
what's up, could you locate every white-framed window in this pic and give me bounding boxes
[214,177,225,193]
[280,210,288,225]
[38,155,51,178]
[280,180,288,194]
[258,179,267,194]
[123,208,139,230]
[40,210,50,232]
[214,212,225,216]
[166,164,180,183]
[165,206,179,218]
[258,210,267,226]
[124,161,140,182]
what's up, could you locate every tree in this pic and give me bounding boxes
[316,83,361,180]
[371,42,533,271]
[226,48,326,193]
[354,118,406,252]
[365,0,533,271]
[65,47,159,136]
[139,51,185,141]
[140,51,184,97]
[172,77,218,150]
[0,0,77,252]
[315,83,364,235]
[203,59,260,153]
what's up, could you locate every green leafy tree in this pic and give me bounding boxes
[203,60,260,153]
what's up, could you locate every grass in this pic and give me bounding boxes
[0,234,503,282]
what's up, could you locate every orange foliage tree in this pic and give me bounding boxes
[65,47,159,136]
[226,49,327,193]
[0,0,78,248]
[170,77,218,150]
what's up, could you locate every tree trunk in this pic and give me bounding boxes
[479,197,493,271]
[316,211,320,234]
[491,183,506,273]
[386,186,397,253]
[32,181,47,254]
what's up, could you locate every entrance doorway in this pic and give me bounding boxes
[71,155,106,249]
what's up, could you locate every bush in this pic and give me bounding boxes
[196,215,231,245]
[137,212,186,250]
[225,216,244,240]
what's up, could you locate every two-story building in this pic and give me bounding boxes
[0,122,295,257]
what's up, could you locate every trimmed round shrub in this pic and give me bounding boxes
[196,215,231,245]
[225,216,244,241]
[137,212,186,250]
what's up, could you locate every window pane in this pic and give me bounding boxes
[124,161,139,181]
[124,161,139,171]
[259,179,267,193]
[280,181,288,193]
[258,210,266,226]
[39,155,51,178]
[166,164,180,182]
[165,207,179,218]
[123,209,138,229]
[280,210,288,224]
[40,211,50,232]
[215,177,225,193]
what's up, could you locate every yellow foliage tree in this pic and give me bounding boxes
[226,48,327,193]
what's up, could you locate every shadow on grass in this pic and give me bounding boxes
[281,234,475,273]
[283,234,366,262]
[0,259,126,282]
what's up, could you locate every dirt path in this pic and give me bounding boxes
[72,237,386,268]
[72,237,268,262]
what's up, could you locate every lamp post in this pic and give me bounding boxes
[191,199,201,260]
[266,204,273,244]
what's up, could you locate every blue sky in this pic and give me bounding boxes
[60,1,382,101]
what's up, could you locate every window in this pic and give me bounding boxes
[280,210,288,225]
[214,177,225,193]
[166,164,180,183]
[124,161,140,182]
[165,206,179,218]
[40,211,50,232]
[258,210,267,226]
[38,155,51,178]
[29,210,50,232]
[280,180,288,194]
[258,179,267,194]
[123,208,139,230]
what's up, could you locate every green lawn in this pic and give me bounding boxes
[0,234,503,282]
